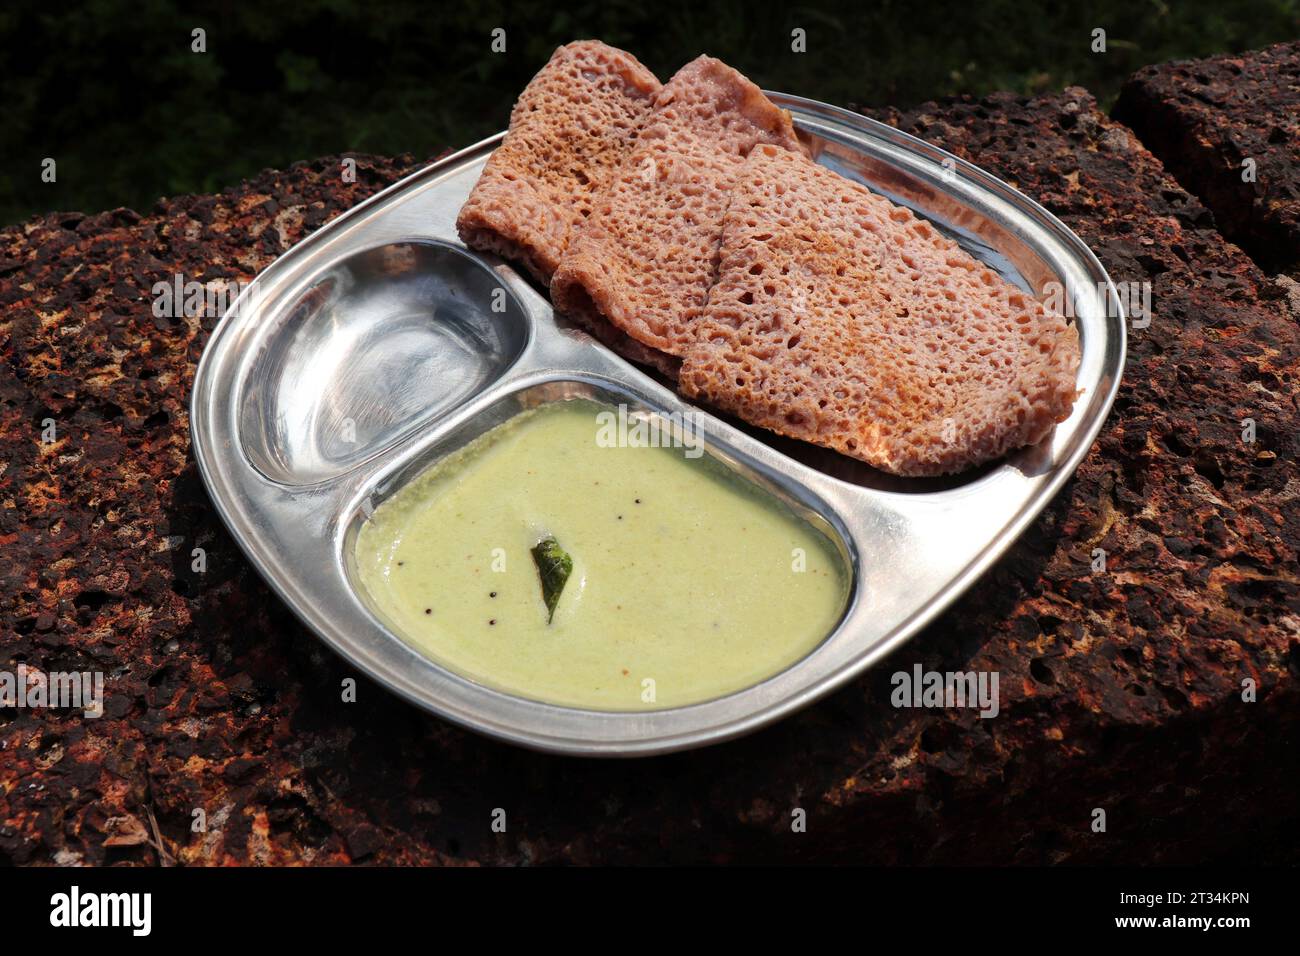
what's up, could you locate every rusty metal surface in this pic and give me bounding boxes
[2,83,1298,865]
[1114,40,1300,277]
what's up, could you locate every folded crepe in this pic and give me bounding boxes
[457,40,660,282]
[549,55,804,364]
[457,40,682,375]
[678,145,1081,476]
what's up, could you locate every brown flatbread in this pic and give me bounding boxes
[679,145,1081,476]
[456,40,661,284]
[455,41,681,376]
[549,55,803,360]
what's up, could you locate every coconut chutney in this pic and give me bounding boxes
[353,399,848,710]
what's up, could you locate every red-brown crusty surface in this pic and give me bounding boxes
[680,145,1081,476]
[455,40,661,284]
[550,55,803,358]
[1113,40,1300,277]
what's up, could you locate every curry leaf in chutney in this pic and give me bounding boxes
[531,536,573,624]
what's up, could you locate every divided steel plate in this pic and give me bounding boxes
[190,93,1125,755]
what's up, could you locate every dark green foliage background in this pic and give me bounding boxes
[2,0,1296,225]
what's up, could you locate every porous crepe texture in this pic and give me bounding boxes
[679,145,1081,477]
[456,40,661,284]
[549,55,804,359]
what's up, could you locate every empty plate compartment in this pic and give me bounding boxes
[237,239,530,484]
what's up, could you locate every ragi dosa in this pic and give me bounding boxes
[550,55,804,362]
[679,145,1081,476]
[456,40,660,282]
[456,40,681,375]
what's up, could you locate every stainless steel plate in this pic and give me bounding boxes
[190,93,1124,756]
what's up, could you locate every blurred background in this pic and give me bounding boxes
[2,0,1297,225]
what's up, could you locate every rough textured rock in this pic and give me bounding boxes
[1113,41,1300,277]
[2,84,1298,866]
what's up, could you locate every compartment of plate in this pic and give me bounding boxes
[237,239,530,484]
[340,378,857,709]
